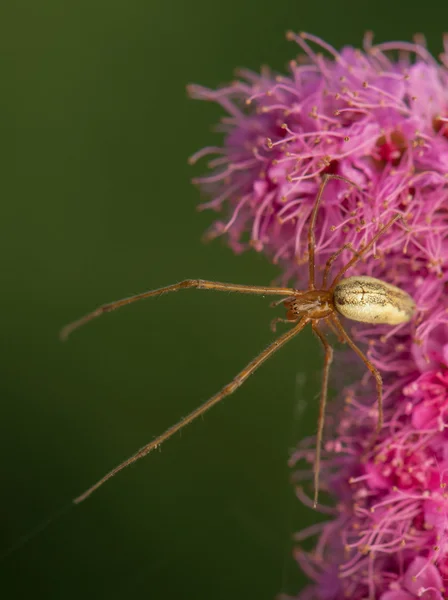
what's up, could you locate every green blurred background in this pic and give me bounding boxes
[1,2,447,598]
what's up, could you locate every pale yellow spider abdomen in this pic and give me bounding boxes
[333,275,416,325]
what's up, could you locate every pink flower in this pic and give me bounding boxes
[289,351,448,598]
[189,32,448,361]
[190,32,448,598]
[381,557,444,600]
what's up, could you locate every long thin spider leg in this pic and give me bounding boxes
[60,279,295,340]
[329,214,405,289]
[311,321,333,508]
[327,318,345,343]
[330,315,383,432]
[308,175,330,291]
[308,174,360,290]
[322,243,358,288]
[73,318,310,504]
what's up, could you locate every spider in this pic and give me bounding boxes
[61,173,416,507]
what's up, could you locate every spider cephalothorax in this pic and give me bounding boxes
[284,291,333,321]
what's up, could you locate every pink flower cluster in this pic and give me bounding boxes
[289,336,448,599]
[189,33,448,598]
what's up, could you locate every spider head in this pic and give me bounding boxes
[284,290,333,321]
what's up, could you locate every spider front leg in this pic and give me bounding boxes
[60,279,295,340]
[307,173,361,290]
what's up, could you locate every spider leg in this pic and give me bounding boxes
[330,315,383,432]
[326,318,345,343]
[73,317,310,504]
[308,174,360,290]
[329,214,406,289]
[322,243,359,288]
[311,320,334,508]
[308,175,330,290]
[60,279,295,340]
[308,173,362,290]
